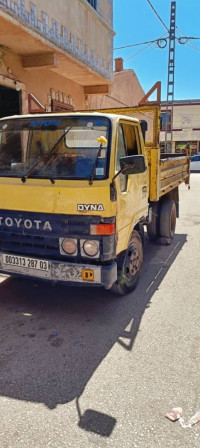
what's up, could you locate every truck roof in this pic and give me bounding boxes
[0,111,140,124]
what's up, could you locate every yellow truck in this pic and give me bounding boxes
[0,105,190,294]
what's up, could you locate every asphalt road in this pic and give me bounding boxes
[0,174,200,448]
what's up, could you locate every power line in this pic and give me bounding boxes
[186,41,200,53]
[116,32,169,64]
[146,0,169,32]
[114,37,167,51]
[114,35,200,52]
[104,95,130,107]
[124,42,155,62]
[176,26,200,52]
[177,36,200,43]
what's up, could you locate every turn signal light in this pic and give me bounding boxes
[90,223,115,235]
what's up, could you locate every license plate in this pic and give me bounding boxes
[3,254,49,271]
[81,269,94,281]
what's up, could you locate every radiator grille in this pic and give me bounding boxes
[0,211,100,258]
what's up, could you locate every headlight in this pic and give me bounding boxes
[61,238,77,255]
[83,240,99,257]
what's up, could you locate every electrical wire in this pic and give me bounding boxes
[146,0,169,32]
[114,36,168,51]
[122,32,168,62]
[186,41,200,53]
[103,104,155,122]
[176,26,200,52]
[177,36,200,43]
[104,95,130,107]
[115,33,169,54]
[124,42,155,62]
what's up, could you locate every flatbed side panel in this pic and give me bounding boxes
[159,156,190,197]
[160,156,189,169]
[159,171,189,197]
[160,158,189,180]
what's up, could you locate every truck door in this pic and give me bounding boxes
[116,121,148,253]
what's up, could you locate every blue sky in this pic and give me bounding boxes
[113,0,200,100]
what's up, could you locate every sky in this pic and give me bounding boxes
[113,0,200,101]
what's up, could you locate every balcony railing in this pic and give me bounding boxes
[0,0,113,80]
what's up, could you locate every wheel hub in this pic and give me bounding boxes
[125,246,140,278]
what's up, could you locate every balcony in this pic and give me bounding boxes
[0,0,114,91]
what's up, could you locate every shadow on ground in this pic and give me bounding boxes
[0,234,187,435]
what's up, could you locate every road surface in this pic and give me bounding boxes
[0,174,199,448]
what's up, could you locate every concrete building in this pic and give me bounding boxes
[160,99,200,155]
[88,57,145,109]
[0,0,114,117]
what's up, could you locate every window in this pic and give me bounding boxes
[86,0,97,9]
[122,124,141,155]
[0,116,111,181]
[116,123,141,192]
[191,155,200,161]
[160,112,171,131]
[116,125,127,192]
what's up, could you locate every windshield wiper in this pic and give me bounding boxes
[89,137,107,185]
[21,127,71,184]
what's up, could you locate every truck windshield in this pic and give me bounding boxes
[0,116,111,181]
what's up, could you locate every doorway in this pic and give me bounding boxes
[0,85,21,118]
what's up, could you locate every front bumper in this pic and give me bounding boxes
[0,253,117,290]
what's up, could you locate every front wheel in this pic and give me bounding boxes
[110,230,143,296]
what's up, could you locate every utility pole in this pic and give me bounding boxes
[164,1,176,152]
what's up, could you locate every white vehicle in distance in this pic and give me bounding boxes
[190,154,200,172]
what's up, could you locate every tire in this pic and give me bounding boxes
[159,200,176,239]
[147,202,159,241]
[110,230,143,296]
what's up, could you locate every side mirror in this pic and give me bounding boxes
[120,155,146,175]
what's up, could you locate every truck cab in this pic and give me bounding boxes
[0,112,148,293]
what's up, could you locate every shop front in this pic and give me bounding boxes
[175,141,198,155]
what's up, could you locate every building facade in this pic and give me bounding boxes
[88,57,145,109]
[160,100,200,155]
[0,0,114,117]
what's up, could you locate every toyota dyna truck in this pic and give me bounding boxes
[0,105,190,295]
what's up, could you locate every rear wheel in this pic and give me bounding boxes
[147,202,159,241]
[110,230,143,296]
[159,200,176,239]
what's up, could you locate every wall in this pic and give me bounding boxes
[160,103,200,153]
[0,0,114,81]
[1,49,86,112]
[0,0,114,115]
[89,67,145,110]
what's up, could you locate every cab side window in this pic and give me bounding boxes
[122,123,141,156]
[116,124,127,192]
